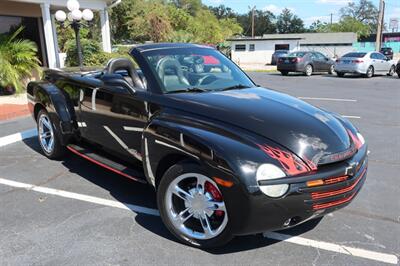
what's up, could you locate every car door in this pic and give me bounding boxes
[308,53,320,72]
[79,79,147,163]
[371,53,385,72]
[315,52,331,72]
[379,53,392,74]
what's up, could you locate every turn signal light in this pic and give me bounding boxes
[306,179,324,187]
[212,177,234,188]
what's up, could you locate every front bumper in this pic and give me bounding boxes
[229,144,368,236]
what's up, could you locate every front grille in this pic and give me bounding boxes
[300,162,367,211]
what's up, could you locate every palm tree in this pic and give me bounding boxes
[0,26,42,94]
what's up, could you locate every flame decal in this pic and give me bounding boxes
[258,144,313,176]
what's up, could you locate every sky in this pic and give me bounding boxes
[203,0,400,28]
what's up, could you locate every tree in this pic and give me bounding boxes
[340,0,378,31]
[126,1,173,43]
[0,27,41,93]
[208,5,236,19]
[237,9,276,36]
[319,17,371,37]
[171,0,203,15]
[110,0,242,44]
[309,20,328,32]
[276,8,305,33]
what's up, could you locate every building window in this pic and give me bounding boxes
[235,44,246,51]
[275,44,290,50]
[249,44,255,51]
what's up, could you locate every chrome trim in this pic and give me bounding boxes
[144,138,156,187]
[155,139,199,160]
[103,126,142,161]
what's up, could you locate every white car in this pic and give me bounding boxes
[335,51,397,78]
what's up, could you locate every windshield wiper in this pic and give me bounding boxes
[221,84,252,91]
[167,87,207,94]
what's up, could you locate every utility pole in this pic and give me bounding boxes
[251,6,256,38]
[330,13,333,25]
[376,0,385,51]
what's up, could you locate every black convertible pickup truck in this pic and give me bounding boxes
[27,43,368,248]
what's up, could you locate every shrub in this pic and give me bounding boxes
[0,27,41,93]
[65,39,132,67]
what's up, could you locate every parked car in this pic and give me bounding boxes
[396,60,400,78]
[380,47,393,59]
[271,50,289,65]
[27,43,368,248]
[335,51,396,78]
[277,51,336,76]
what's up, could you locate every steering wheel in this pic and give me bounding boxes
[197,74,217,86]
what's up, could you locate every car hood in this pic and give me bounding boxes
[166,87,352,167]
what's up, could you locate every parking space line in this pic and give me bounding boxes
[0,128,37,147]
[0,176,398,264]
[0,177,159,216]
[264,232,398,265]
[298,97,357,102]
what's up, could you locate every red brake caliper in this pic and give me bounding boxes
[205,181,224,217]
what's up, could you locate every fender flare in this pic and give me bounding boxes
[141,114,270,190]
[28,81,76,145]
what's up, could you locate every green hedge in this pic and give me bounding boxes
[65,39,131,67]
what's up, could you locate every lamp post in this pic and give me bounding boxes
[55,0,94,68]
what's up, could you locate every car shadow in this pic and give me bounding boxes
[22,137,321,253]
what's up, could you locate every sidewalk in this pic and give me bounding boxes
[0,93,30,121]
[237,64,277,72]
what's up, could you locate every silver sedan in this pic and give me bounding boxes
[335,51,397,78]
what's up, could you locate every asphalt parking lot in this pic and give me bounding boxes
[0,73,399,265]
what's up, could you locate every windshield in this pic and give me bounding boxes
[288,52,307,58]
[342,52,366,58]
[141,47,255,93]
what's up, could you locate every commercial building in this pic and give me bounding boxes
[0,0,115,68]
[228,32,357,65]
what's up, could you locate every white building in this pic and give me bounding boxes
[228,32,357,65]
[0,0,115,68]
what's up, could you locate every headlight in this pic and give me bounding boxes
[256,164,288,197]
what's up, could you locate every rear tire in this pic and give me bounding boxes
[329,65,336,75]
[280,71,289,76]
[157,162,233,248]
[36,109,65,159]
[387,65,395,76]
[336,72,345,77]
[364,66,374,78]
[304,64,313,76]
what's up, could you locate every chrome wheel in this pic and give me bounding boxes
[305,65,313,76]
[38,113,55,154]
[165,173,228,240]
[330,65,336,75]
[366,66,374,78]
[388,65,395,76]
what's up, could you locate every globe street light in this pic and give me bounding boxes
[55,0,94,68]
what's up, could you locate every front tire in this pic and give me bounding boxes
[280,71,289,76]
[157,162,233,248]
[336,72,345,77]
[304,64,313,76]
[36,109,65,159]
[387,65,395,76]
